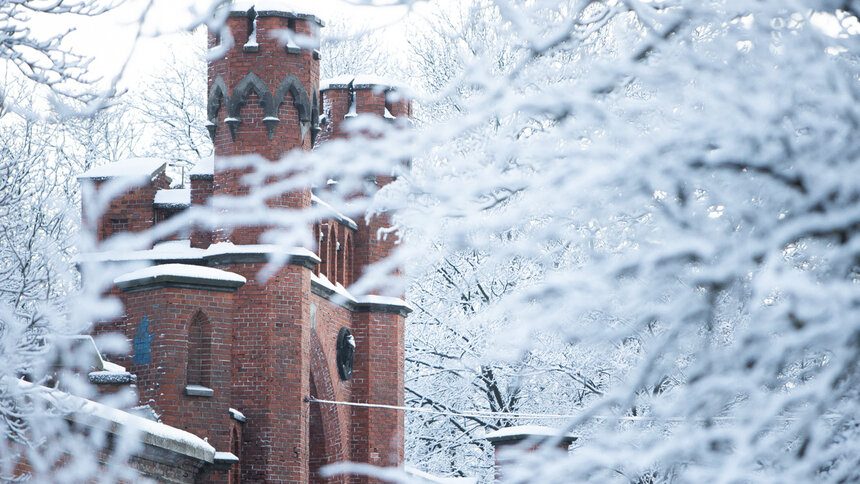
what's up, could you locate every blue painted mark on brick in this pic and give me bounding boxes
[133,316,154,365]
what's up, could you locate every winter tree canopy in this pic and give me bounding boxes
[1,0,860,482]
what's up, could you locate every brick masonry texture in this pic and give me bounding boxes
[86,9,412,484]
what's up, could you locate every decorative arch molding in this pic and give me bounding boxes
[228,72,273,141]
[207,77,229,141]
[273,74,312,125]
[309,331,348,466]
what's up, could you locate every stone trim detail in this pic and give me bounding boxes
[207,77,229,141]
[116,274,246,294]
[208,72,316,143]
[203,251,319,269]
[228,72,272,141]
[310,280,411,317]
[273,74,312,124]
[185,385,215,397]
[227,9,325,27]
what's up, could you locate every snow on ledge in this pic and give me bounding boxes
[189,155,214,178]
[311,273,412,313]
[81,241,321,266]
[356,294,412,311]
[78,157,169,180]
[114,263,246,289]
[320,74,407,92]
[154,188,191,208]
[229,408,247,422]
[311,194,358,230]
[88,371,137,385]
[214,451,240,463]
[484,425,577,443]
[205,242,321,263]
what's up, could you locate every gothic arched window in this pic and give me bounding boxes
[186,311,214,396]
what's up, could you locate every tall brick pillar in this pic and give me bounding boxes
[320,78,412,482]
[207,4,324,483]
[208,5,321,245]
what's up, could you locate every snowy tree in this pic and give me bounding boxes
[0,0,117,111]
[320,15,393,81]
[0,81,138,480]
[217,1,860,482]
[133,38,213,175]
[3,0,860,481]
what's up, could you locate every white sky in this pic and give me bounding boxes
[36,1,859,100]
[61,0,421,91]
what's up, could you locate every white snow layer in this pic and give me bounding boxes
[214,451,240,462]
[311,194,358,229]
[311,273,410,309]
[405,466,478,484]
[311,273,356,302]
[230,0,322,17]
[82,241,321,264]
[78,157,168,180]
[356,294,412,310]
[17,379,215,462]
[229,408,247,422]
[483,425,576,440]
[88,371,136,384]
[189,156,214,177]
[114,264,247,285]
[154,189,191,207]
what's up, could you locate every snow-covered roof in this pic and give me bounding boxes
[405,466,478,484]
[114,263,247,291]
[311,194,358,230]
[189,156,214,178]
[79,241,321,267]
[320,74,407,92]
[78,157,169,180]
[310,273,412,313]
[311,273,357,303]
[484,425,577,444]
[18,380,215,462]
[230,0,324,23]
[206,242,319,260]
[154,188,191,208]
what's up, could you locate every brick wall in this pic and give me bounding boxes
[84,171,171,242]
[118,286,235,455]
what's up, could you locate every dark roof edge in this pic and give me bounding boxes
[116,275,245,294]
[228,9,324,27]
[310,279,411,317]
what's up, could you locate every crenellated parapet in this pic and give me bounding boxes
[207,5,321,158]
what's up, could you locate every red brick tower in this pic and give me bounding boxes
[80,3,412,484]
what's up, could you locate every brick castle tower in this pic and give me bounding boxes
[80,3,412,483]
